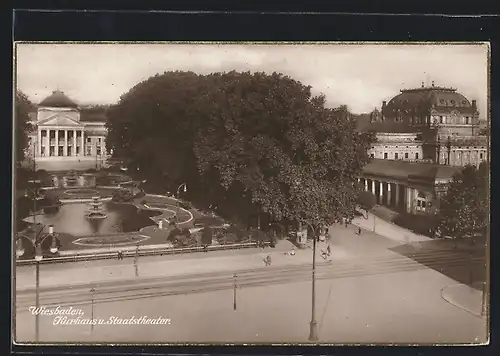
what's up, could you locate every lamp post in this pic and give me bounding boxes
[16,225,59,342]
[176,183,187,213]
[300,218,321,342]
[90,288,95,333]
[176,183,187,199]
[233,274,237,311]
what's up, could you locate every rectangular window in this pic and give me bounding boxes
[415,153,419,160]
[417,200,421,207]
[480,153,484,159]
[87,138,91,143]
[87,147,92,156]
[98,138,102,143]
[97,148,102,156]
[384,153,388,159]
[370,153,374,158]
[395,153,399,160]
[422,201,427,208]
[405,153,409,159]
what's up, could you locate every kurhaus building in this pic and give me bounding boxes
[25,90,109,170]
[356,82,488,215]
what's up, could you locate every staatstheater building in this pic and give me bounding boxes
[356,82,488,215]
[24,90,109,171]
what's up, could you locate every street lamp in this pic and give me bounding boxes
[300,218,321,342]
[16,224,59,342]
[176,183,187,198]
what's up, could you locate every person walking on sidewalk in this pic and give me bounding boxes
[264,253,272,266]
[357,227,362,235]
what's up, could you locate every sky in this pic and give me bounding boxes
[16,43,489,116]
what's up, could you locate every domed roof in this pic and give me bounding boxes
[383,84,476,115]
[39,90,78,108]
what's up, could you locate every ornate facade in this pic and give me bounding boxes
[357,82,488,215]
[362,82,487,167]
[25,91,108,170]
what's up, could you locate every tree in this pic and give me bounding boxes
[106,70,374,230]
[436,163,489,246]
[15,91,34,165]
[193,71,374,227]
[357,190,376,216]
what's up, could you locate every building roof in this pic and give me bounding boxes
[362,158,461,182]
[80,108,108,122]
[383,85,478,116]
[39,90,78,108]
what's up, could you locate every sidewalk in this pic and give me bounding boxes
[441,283,486,318]
[16,240,345,291]
[351,212,431,243]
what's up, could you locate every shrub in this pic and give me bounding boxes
[357,191,376,211]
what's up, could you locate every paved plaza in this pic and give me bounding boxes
[15,220,488,344]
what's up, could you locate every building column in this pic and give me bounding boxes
[63,130,68,156]
[364,179,368,192]
[81,131,85,156]
[73,130,77,156]
[387,183,392,206]
[47,129,52,156]
[55,130,59,156]
[379,181,383,205]
[37,129,42,157]
[371,180,375,195]
[406,187,412,213]
[395,183,400,208]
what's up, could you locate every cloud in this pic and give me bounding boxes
[16,43,488,116]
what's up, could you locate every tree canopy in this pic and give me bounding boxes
[436,163,489,243]
[106,70,374,229]
[15,91,33,165]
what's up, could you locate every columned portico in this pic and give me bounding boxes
[33,126,100,158]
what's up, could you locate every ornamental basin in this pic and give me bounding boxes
[24,202,161,236]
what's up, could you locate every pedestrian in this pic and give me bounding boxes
[326,244,331,256]
[345,220,348,228]
[357,227,362,235]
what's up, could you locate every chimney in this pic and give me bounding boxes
[382,101,387,107]
[472,100,477,110]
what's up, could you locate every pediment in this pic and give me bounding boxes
[38,114,83,127]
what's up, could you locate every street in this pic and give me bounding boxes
[15,228,487,344]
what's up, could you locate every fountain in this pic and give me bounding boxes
[85,196,108,220]
[65,170,79,187]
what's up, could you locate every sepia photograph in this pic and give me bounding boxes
[12,42,490,345]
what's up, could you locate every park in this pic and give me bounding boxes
[14,69,489,344]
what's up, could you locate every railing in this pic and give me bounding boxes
[16,241,270,266]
